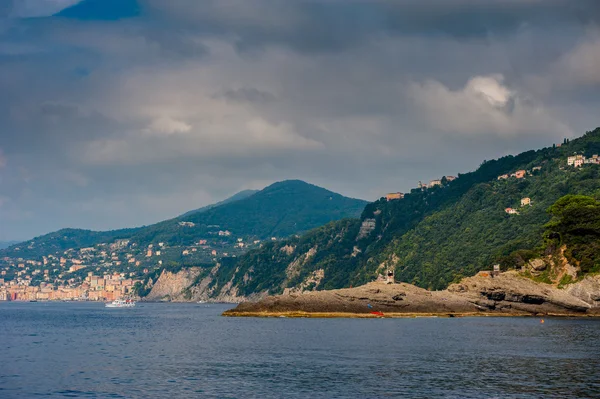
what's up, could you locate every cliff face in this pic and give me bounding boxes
[144,268,201,302]
[144,265,268,303]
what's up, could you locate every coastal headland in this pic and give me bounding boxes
[223,271,600,318]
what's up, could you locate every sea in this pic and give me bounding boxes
[1,302,599,399]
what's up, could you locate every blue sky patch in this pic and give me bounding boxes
[55,0,140,20]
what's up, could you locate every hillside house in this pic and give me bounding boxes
[385,192,404,201]
[497,174,509,180]
[568,154,586,167]
[521,197,531,206]
[513,170,526,179]
[505,208,519,215]
[532,166,542,171]
[428,179,442,188]
[445,176,457,182]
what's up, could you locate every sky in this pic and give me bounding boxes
[1,0,599,241]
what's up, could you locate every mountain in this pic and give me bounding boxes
[171,127,600,301]
[129,180,368,246]
[180,190,258,218]
[0,180,367,260]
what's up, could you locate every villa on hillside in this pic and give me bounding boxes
[385,192,404,201]
[512,170,526,179]
[505,208,519,215]
[521,197,531,206]
[567,154,600,168]
[498,165,543,181]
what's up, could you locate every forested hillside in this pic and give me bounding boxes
[1,228,138,259]
[0,180,367,259]
[129,180,367,246]
[544,194,600,275]
[179,190,258,218]
[202,128,600,297]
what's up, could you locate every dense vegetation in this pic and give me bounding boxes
[381,165,600,289]
[545,195,600,274]
[212,128,600,296]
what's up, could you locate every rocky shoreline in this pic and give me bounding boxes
[223,271,600,318]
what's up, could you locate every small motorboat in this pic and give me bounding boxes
[105,299,136,308]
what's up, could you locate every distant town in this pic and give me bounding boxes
[0,233,270,302]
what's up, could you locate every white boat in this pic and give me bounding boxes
[105,299,136,308]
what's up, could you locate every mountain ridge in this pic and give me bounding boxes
[179,189,259,218]
[0,180,367,259]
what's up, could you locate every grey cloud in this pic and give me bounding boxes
[0,0,599,241]
[141,0,600,53]
[214,87,276,104]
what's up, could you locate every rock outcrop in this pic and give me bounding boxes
[566,275,600,306]
[224,271,600,317]
[448,271,591,314]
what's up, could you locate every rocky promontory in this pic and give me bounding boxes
[223,271,600,318]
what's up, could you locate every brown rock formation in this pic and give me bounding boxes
[224,271,600,318]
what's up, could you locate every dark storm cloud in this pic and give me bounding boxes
[142,0,600,53]
[0,0,599,241]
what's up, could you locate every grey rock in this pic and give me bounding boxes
[528,259,547,271]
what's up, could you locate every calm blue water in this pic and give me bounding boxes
[1,302,599,398]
